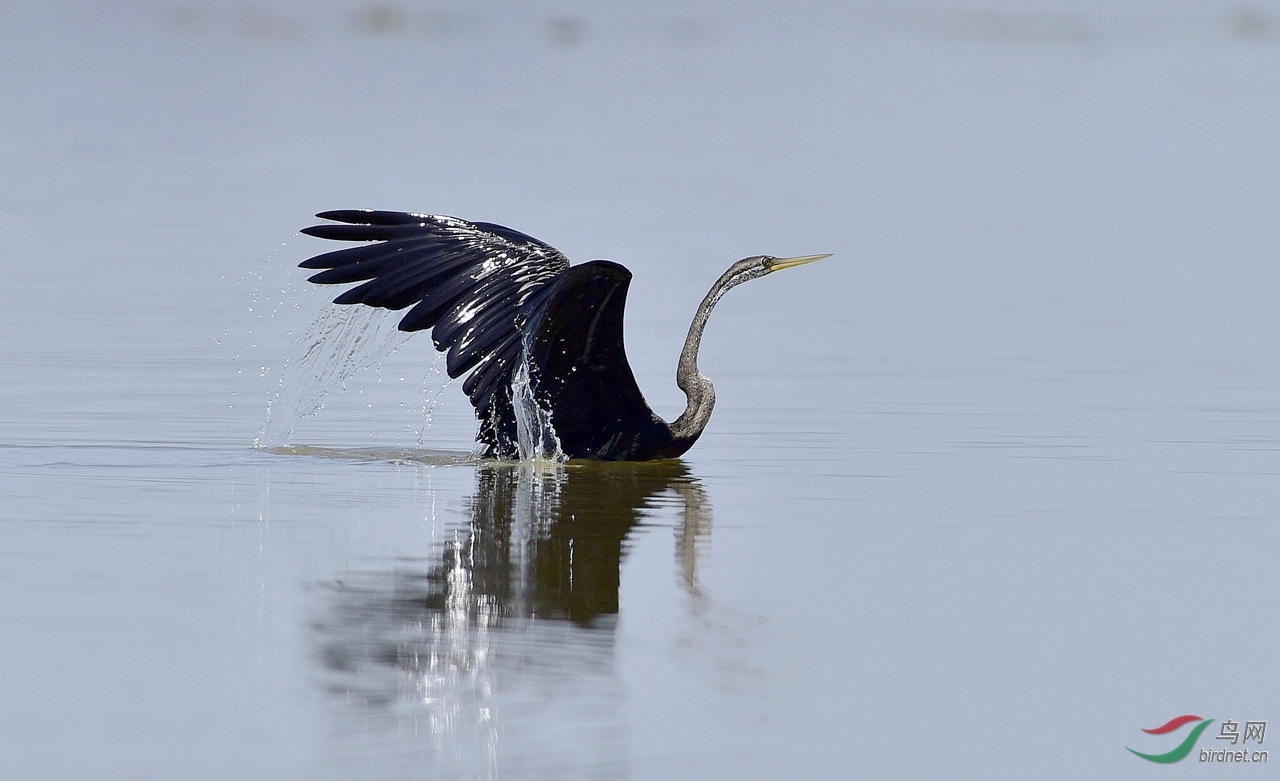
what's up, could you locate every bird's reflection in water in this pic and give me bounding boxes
[316,459,710,777]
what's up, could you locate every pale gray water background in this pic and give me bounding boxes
[2,1,1279,778]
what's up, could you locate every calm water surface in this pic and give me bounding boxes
[2,2,1278,779]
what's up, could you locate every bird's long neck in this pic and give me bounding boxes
[667,268,739,448]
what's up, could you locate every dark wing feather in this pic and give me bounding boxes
[523,261,676,461]
[299,210,571,455]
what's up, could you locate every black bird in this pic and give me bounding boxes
[299,210,827,461]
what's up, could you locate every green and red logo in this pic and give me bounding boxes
[1127,715,1215,763]
[1128,715,1269,764]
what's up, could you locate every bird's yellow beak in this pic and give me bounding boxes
[768,253,831,271]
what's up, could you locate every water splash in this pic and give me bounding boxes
[255,304,410,447]
[511,348,565,462]
[417,358,454,449]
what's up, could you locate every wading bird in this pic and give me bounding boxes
[299,210,827,460]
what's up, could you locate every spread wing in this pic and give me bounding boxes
[522,261,675,460]
[299,210,570,453]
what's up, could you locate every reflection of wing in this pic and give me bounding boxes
[465,461,698,622]
[533,460,700,621]
[300,210,570,454]
[522,261,676,460]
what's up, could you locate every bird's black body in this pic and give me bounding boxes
[300,210,692,460]
[522,263,689,460]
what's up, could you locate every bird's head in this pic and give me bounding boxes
[718,253,831,293]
